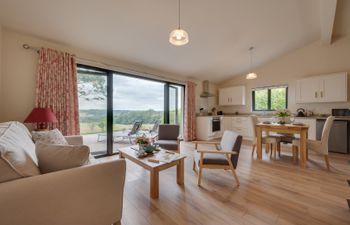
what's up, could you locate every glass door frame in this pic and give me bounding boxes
[77,64,185,156]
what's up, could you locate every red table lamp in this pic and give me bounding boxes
[24,107,58,130]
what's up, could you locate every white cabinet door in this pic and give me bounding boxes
[295,77,320,103]
[294,118,316,140]
[219,88,230,105]
[296,72,348,103]
[222,117,232,131]
[320,73,347,102]
[219,86,246,106]
[230,86,246,105]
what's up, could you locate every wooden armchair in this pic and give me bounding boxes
[192,131,243,187]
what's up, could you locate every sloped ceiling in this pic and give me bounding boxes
[0,0,347,82]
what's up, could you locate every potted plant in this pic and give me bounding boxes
[275,109,291,124]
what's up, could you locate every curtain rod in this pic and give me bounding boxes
[22,43,187,85]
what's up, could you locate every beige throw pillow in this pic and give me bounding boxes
[36,142,90,173]
[32,129,68,145]
[0,122,40,182]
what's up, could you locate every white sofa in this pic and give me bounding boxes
[0,122,126,225]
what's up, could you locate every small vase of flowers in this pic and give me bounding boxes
[135,135,150,151]
[135,135,157,157]
[275,109,291,124]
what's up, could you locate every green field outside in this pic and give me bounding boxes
[80,122,155,135]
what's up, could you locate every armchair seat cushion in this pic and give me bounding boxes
[155,140,178,150]
[201,154,229,165]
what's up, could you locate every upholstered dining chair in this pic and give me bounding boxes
[192,130,242,187]
[292,116,335,170]
[249,115,283,160]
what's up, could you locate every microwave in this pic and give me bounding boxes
[332,108,350,117]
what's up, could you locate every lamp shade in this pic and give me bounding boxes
[24,107,58,123]
[246,72,258,80]
[169,29,189,46]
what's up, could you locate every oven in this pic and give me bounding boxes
[212,117,221,132]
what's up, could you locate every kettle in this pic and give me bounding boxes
[296,108,306,117]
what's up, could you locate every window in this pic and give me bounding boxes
[77,64,185,156]
[252,86,288,111]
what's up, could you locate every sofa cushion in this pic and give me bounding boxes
[32,128,68,145]
[0,122,40,182]
[36,142,90,173]
[0,158,22,183]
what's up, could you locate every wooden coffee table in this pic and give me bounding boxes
[119,146,186,198]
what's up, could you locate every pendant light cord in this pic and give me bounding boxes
[249,46,254,71]
[178,0,181,29]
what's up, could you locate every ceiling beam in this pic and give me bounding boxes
[320,0,337,44]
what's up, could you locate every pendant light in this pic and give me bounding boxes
[246,46,258,80]
[169,0,189,46]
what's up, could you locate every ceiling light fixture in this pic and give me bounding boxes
[246,46,258,80]
[169,0,189,46]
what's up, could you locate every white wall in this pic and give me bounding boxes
[0,28,216,122]
[218,35,350,115]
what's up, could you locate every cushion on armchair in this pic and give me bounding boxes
[155,140,178,150]
[202,154,229,165]
[158,124,179,140]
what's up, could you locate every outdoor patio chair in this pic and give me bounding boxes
[113,120,143,144]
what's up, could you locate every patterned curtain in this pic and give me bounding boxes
[183,81,196,141]
[36,48,80,135]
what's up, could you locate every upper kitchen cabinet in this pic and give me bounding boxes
[219,86,246,106]
[295,72,347,103]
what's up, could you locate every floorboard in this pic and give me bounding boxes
[100,141,350,225]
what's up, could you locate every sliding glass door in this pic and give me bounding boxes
[112,74,165,152]
[169,85,184,132]
[77,67,108,155]
[77,64,184,156]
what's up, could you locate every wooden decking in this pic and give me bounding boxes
[101,141,350,225]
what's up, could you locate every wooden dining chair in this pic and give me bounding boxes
[249,115,282,160]
[192,131,242,187]
[292,116,335,170]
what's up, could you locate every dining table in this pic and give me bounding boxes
[256,122,309,167]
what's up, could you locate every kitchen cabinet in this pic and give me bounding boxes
[196,116,223,140]
[296,72,347,103]
[212,115,316,140]
[294,118,316,140]
[219,86,246,106]
[221,116,253,140]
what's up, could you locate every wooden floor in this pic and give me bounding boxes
[103,141,350,225]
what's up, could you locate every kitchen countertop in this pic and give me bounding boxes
[196,114,350,120]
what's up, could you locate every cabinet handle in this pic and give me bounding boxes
[315,92,317,98]
[320,91,323,98]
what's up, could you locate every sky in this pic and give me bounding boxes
[78,74,179,111]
